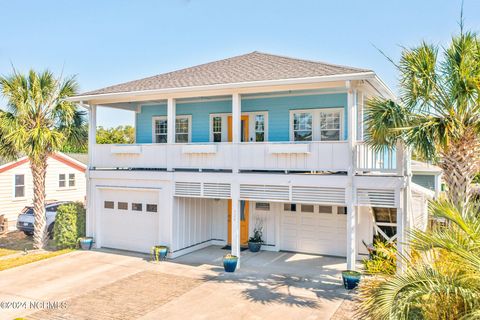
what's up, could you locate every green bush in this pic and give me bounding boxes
[53,202,86,249]
[362,240,397,275]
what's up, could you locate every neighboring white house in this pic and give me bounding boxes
[0,153,87,231]
[69,51,441,270]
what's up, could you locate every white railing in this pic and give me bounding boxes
[91,141,351,172]
[355,142,402,174]
[92,141,403,174]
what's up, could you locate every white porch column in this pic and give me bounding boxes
[167,98,176,144]
[397,143,412,272]
[346,84,358,270]
[167,98,176,172]
[231,183,241,268]
[88,104,97,168]
[232,93,241,173]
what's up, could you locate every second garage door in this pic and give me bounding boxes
[280,204,347,257]
[100,188,159,253]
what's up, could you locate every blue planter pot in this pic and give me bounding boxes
[248,242,262,252]
[223,257,238,272]
[342,270,361,290]
[79,238,93,250]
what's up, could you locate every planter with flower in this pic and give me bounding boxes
[248,219,264,252]
[151,245,169,262]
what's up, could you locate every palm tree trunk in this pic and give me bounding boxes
[31,156,48,250]
[439,134,480,208]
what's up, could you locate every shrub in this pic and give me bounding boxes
[362,240,397,275]
[54,202,86,249]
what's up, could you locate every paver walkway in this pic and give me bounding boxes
[29,271,202,320]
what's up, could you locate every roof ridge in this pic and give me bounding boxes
[251,51,370,72]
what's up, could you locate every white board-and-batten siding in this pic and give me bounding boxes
[0,156,86,229]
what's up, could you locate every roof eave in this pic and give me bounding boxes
[68,71,377,104]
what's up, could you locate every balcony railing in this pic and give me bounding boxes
[91,141,403,174]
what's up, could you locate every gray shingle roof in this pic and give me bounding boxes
[81,51,371,96]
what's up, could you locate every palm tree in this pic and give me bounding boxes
[0,70,85,249]
[358,200,480,319]
[365,30,480,207]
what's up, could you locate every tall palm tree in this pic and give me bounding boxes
[365,30,480,207]
[358,200,480,319]
[0,70,85,249]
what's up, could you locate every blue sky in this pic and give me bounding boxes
[1,0,479,128]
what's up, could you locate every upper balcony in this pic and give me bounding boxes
[87,89,404,176]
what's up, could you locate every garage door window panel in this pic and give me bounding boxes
[318,205,333,214]
[301,204,314,213]
[132,203,143,211]
[146,204,158,212]
[104,201,114,209]
[284,203,297,212]
[118,202,128,210]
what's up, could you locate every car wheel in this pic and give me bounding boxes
[47,223,55,239]
[23,231,33,236]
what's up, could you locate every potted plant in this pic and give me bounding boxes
[78,237,94,250]
[248,219,264,252]
[223,254,238,272]
[341,270,362,290]
[151,245,169,262]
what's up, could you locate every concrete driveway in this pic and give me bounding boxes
[0,247,355,320]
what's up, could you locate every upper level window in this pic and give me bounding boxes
[212,116,222,142]
[291,108,343,141]
[152,115,191,143]
[254,114,265,142]
[293,112,313,141]
[14,174,25,198]
[320,110,341,141]
[153,118,167,143]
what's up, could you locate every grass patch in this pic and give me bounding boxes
[0,248,18,257]
[0,249,73,271]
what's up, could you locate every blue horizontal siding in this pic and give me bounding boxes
[136,93,348,143]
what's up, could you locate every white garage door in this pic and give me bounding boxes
[100,189,159,253]
[280,204,347,256]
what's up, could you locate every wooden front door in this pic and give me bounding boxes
[227,200,249,245]
[227,115,249,142]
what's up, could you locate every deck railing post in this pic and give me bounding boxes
[167,98,176,171]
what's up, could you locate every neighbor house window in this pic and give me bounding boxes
[153,118,168,143]
[68,174,75,187]
[319,110,341,141]
[118,202,128,210]
[146,204,158,212]
[14,174,25,198]
[104,201,114,209]
[254,114,265,142]
[212,116,222,142]
[284,203,297,212]
[132,203,142,211]
[293,112,313,141]
[59,174,66,188]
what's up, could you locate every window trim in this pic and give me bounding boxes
[151,115,192,143]
[289,108,344,142]
[13,174,25,198]
[209,111,268,142]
